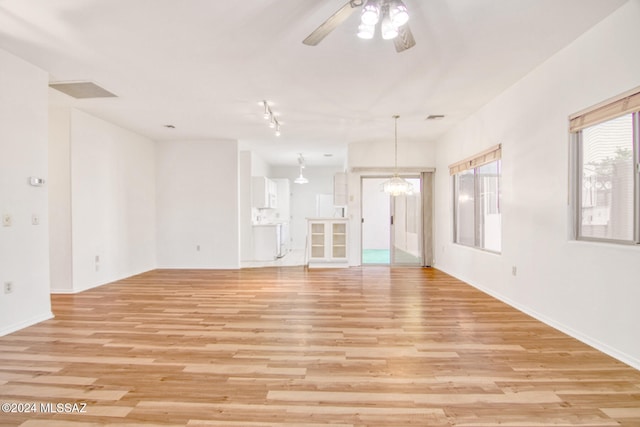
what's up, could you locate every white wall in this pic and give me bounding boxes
[0,49,53,335]
[239,151,253,262]
[434,0,640,369]
[48,107,73,292]
[349,140,436,169]
[156,139,240,268]
[70,109,156,291]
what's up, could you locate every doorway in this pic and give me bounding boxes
[361,176,423,265]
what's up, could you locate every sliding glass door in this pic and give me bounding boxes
[390,179,422,264]
[361,176,422,265]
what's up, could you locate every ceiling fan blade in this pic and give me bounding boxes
[303,1,360,46]
[394,24,416,53]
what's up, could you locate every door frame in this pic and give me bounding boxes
[360,174,432,266]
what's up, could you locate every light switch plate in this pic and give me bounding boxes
[2,214,11,227]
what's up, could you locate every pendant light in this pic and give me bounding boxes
[294,153,309,184]
[382,115,414,196]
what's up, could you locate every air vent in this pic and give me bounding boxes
[426,114,445,120]
[49,81,117,99]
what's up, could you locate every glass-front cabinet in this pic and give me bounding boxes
[307,218,349,268]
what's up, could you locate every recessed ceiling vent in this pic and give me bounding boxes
[426,114,445,120]
[49,81,117,99]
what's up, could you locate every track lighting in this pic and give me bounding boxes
[261,100,281,136]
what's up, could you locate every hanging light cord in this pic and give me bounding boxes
[393,114,399,173]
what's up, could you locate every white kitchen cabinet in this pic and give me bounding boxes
[307,218,349,268]
[252,176,277,209]
[333,172,348,206]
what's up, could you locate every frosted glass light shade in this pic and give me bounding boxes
[361,1,381,25]
[381,15,398,40]
[381,175,414,196]
[389,1,409,26]
[294,173,309,184]
[357,23,375,39]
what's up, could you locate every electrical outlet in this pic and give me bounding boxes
[2,214,11,227]
[4,282,13,294]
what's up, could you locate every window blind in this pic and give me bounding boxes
[448,144,501,175]
[570,87,640,133]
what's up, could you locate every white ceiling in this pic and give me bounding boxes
[0,0,627,166]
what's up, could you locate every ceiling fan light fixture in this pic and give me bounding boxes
[381,13,398,40]
[360,0,381,26]
[389,0,409,27]
[357,23,375,39]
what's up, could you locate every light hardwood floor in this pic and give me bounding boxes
[0,267,639,426]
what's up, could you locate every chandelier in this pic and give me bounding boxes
[382,115,414,196]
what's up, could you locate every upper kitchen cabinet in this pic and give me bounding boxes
[334,172,347,206]
[252,176,277,209]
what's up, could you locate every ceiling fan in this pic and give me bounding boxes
[303,0,416,53]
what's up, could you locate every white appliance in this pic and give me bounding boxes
[252,223,288,261]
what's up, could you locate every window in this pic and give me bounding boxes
[570,89,640,244]
[450,145,502,252]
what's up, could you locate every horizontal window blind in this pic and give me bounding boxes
[449,144,501,175]
[570,87,640,133]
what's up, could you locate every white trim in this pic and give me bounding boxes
[351,167,435,174]
[0,312,54,337]
[438,266,640,371]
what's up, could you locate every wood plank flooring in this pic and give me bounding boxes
[0,267,639,426]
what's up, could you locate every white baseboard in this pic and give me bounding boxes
[0,312,54,337]
[437,267,640,371]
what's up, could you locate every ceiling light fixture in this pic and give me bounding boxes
[261,100,281,136]
[361,0,381,25]
[294,153,309,184]
[358,0,409,41]
[382,115,414,196]
[263,101,270,119]
[388,0,409,26]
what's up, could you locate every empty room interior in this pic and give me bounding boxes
[1,1,640,426]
